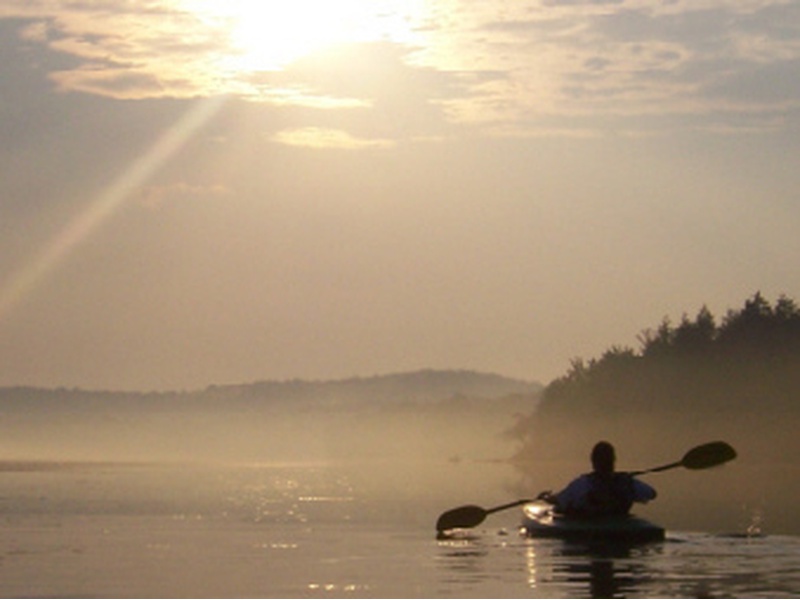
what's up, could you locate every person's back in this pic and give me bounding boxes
[557,471,637,517]
[541,441,656,518]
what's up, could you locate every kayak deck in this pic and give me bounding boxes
[521,502,665,544]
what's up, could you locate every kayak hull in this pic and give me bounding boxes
[521,503,665,544]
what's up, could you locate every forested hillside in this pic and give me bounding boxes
[510,293,800,465]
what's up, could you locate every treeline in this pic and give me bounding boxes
[510,293,800,464]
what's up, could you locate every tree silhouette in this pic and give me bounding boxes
[512,293,800,464]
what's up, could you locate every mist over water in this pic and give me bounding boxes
[1,368,798,597]
[0,372,536,531]
[1,452,797,597]
[0,395,523,466]
[1,392,793,536]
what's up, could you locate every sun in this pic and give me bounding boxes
[187,0,424,72]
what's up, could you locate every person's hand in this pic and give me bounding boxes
[537,490,555,503]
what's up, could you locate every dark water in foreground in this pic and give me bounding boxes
[0,461,798,598]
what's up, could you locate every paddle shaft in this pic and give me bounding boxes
[484,499,530,515]
[629,460,682,476]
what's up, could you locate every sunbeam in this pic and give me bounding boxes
[0,96,226,322]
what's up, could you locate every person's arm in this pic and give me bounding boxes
[631,478,657,503]
[539,476,587,513]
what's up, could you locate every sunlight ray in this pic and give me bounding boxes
[0,96,226,322]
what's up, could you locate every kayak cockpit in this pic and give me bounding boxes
[521,502,665,544]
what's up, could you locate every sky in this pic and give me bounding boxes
[0,0,798,391]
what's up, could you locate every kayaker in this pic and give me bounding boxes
[538,441,657,518]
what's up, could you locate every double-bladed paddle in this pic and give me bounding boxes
[435,440,737,533]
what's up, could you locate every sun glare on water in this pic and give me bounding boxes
[186,0,425,72]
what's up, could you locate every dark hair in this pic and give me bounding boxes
[591,441,616,473]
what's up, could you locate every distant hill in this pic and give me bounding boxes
[0,370,542,463]
[202,369,542,408]
[0,369,541,412]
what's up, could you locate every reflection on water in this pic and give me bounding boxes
[438,528,800,598]
[0,461,799,598]
[524,541,661,599]
[436,532,659,598]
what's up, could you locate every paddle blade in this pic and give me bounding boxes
[681,441,737,470]
[436,505,487,532]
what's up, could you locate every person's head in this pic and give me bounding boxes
[591,441,616,474]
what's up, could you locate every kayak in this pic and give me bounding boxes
[521,502,665,544]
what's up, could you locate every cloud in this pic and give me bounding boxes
[271,127,395,150]
[468,1,800,134]
[1,0,798,137]
[2,1,229,99]
[50,67,170,98]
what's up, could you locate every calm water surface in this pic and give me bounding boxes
[0,462,797,598]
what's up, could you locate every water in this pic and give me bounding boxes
[0,461,798,598]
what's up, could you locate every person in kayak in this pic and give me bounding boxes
[538,441,657,518]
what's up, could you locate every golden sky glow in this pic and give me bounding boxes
[4,0,798,131]
[0,1,798,390]
[188,0,426,72]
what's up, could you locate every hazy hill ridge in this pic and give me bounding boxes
[205,369,541,407]
[0,369,542,413]
[0,370,542,462]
